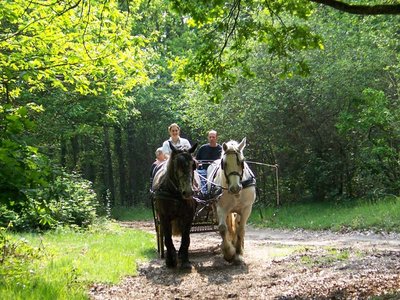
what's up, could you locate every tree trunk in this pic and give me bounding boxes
[126,120,136,206]
[71,135,80,169]
[114,126,127,206]
[60,135,67,167]
[103,126,115,206]
[81,135,96,184]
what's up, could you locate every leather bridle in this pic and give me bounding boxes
[221,149,244,185]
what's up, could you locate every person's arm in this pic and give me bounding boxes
[162,140,171,157]
[183,138,191,149]
[150,163,156,178]
[195,145,203,160]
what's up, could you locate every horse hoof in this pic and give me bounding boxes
[223,253,235,263]
[166,262,177,268]
[180,261,193,270]
[166,256,177,268]
[233,255,245,266]
[221,243,236,262]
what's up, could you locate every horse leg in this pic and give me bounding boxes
[161,217,177,268]
[177,201,195,269]
[178,221,192,269]
[217,205,235,262]
[233,206,252,264]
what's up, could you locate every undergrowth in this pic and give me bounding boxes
[0,221,156,300]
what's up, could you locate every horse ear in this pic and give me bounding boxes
[189,143,198,154]
[169,141,178,153]
[222,142,228,152]
[238,138,246,152]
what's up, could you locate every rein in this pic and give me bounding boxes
[196,170,228,191]
[154,174,182,200]
[198,168,255,191]
[200,150,255,192]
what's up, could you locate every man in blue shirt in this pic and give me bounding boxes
[195,130,222,195]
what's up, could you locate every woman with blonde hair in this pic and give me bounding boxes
[161,123,191,158]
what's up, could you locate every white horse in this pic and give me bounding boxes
[207,138,256,264]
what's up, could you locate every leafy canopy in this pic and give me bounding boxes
[166,0,323,95]
[0,0,151,100]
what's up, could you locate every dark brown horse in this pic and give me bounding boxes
[152,141,198,268]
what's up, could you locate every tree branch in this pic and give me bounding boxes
[310,0,400,15]
[219,0,241,60]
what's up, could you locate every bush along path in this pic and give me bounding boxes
[89,221,400,299]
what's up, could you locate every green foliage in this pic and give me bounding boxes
[170,0,323,96]
[0,228,43,292]
[0,0,153,218]
[1,0,399,216]
[0,103,51,207]
[1,169,98,231]
[0,97,100,230]
[108,197,400,234]
[336,88,400,196]
[180,7,399,203]
[0,102,102,231]
[23,171,98,230]
[0,0,151,98]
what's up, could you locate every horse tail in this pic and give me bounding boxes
[228,213,240,243]
[171,219,181,236]
[227,213,234,236]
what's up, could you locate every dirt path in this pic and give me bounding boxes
[89,221,400,299]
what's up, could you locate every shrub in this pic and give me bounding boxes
[1,171,99,231]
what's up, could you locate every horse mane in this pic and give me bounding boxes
[223,140,240,151]
[164,148,183,178]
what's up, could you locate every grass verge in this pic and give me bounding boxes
[111,205,153,221]
[111,196,400,233]
[0,221,156,300]
[250,196,400,232]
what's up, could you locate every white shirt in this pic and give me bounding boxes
[162,137,191,156]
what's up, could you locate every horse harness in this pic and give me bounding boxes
[209,150,256,191]
[152,153,196,201]
[221,149,244,184]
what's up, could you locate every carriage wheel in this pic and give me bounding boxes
[151,194,164,258]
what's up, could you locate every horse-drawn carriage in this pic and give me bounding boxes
[150,138,277,268]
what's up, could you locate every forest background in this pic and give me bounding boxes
[1,0,399,230]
